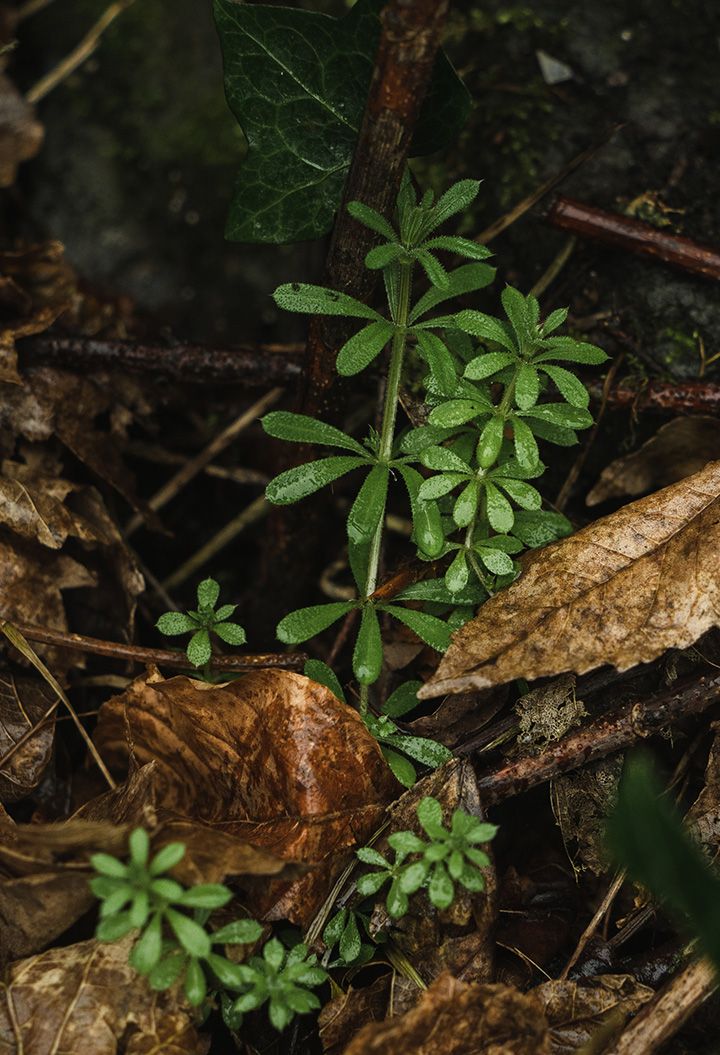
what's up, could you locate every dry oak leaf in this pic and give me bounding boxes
[587,416,720,506]
[0,672,55,803]
[0,937,207,1055]
[340,971,549,1055]
[0,461,112,549]
[532,974,653,1054]
[421,460,720,697]
[94,669,396,924]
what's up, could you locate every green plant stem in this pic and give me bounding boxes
[359,262,413,714]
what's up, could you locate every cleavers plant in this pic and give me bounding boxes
[156,576,246,676]
[264,175,606,738]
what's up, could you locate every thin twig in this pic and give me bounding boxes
[529,236,576,299]
[0,621,116,788]
[560,871,626,980]
[3,619,306,672]
[26,0,137,105]
[15,0,56,22]
[161,496,269,592]
[125,388,282,538]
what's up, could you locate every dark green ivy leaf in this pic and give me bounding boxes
[215,0,470,243]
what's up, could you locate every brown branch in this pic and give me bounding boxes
[18,335,304,386]
[4,621,307,673]
[546,196,720,281]
[466,672,720,805]
[300,0,451,420]
[604,957,717,1055]
[589,379,720,416]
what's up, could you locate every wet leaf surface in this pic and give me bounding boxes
[422,461,720,696]
[0,937,208,1055]
[532,974,654,1053]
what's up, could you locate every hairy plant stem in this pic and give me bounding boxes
[359,261,413,715]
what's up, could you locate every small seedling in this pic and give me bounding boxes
[229,938,328,1031]
[355,796,497,917]
[156,577,246,673]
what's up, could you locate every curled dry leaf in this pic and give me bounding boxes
[94,669,396,925]
[0,937,208,1055]
[551,756,623,876]
[340,971,549,1055]
[0,461,112,549]
[532,974,654,1054]
[587,417,720,506]
[421,461,720,697]
[686,724,720,852]
[0,672,55,803]
[319,974,392,1055]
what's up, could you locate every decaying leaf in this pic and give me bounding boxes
[686,724,720,852]
[319,975,392,1055]
[515,676,586,753]
[340,971,549,1055]
[532,974,653,1054]
[94,669,395,924]
[0,462,112,549]
[421,461,720,697]
[0,937,208,1055]
[551,756,623,876]
[0,75,43,190]
[0,672,55,802]
[587,417,720,506]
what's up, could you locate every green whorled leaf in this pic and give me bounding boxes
[213,621,247,645]
[348,537,371,595]
[304,659,346,703]
[347,200,397,240]
[356,868,391,896]
[464,351,515,380]
[389,735,453,769]
[607,753,720,973]
[338,911,362,963]
[388,830,427,856]
[381,680,423,717]
[96,912,135,942]
[475,533,523,554]
[148,951,186,991]
[266,455,367,505]
[521,403,593,430]
[456,864,486,892]
[399,424,459,455]
[419,445,472,475]
[453,480,479,529]
[500,286,535,346]
[212,918,264,945]
[399,859,430,893]
[535,337,608,364]
[215,0,470,244]
[197,578,220,609]
[166,909,212,958]
[414,330,459,395]
[476,545,515,576]
[277,601,355,644]
[323,908,348,949]
[382,747,417,788]
[262,411,367,454]
[417,795,445,836]
[353,604,383,685]
[177,884,234,909]
[418,473,462,502]
[129,915,163,975]
[365,242,404,270]
[130,828,150,866]
[524,417,579,447]
[382,605,452,652]
[409,263,495,324]
[428,862,455,909]
[273,283,383,320]
[149,842,186,876]
[206,952,250,989]
[187,629,212,668]
[347,464,389,545]
[129,891,150,929]
[539,363,590,408]
[415,249,449,290]
[150,878,184,901]
[426,180,482,232]
[395,578,485,606]
[215,603,237,621]
[514,363,540,410]
[540,306,568,335]
[494,477,541,510]
[454,310,516,352]
[445,548,469,593]
[511,508,572,548]
[483,481,514,533]
[356,846,390,869]
[184,956,207,1006]
[423,235,492,260]
[476,416,504,469]
[386,878,409,919]
[337,320,395,376]
[509,415,540,469]
[156,612,197,636]
[397,465,445,558]
[428,399,490,428]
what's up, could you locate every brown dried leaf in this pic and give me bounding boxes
[340,971,549,1055]
[0,75,43,190]
[686,725,720,852]
[319,975,391,1055]
[0,461,111,548]
[0,937,207,1055]
[532,974,653,1053]
[421,461,720,697]
[0,672,55,802]
[515,676,586,754]
[551,756,622,876]
[587,417,720,506]
[94,669,395,924]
